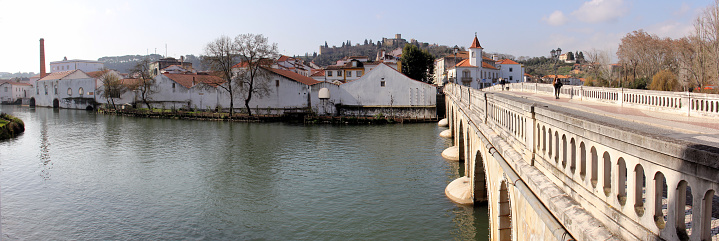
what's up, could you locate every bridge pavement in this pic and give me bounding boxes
[493,90,719,150]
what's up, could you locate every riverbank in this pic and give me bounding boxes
[0,113,24,140]
[98,108,438,124]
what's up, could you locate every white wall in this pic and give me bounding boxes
[34,71,97,109]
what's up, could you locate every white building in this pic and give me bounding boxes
[50,57,104,73]
[311,63,437,117]
[445,35,525,89]
[495,59,524,83]
[0,81,33,104]
[146,67,321,113]
[34,70,97,109]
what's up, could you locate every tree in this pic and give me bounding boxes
[202,34,278,117]
[129,58,157,109]
[566,52,575,60]
[649,69,679,91]
[324,41,328,48]
[400,44,435,83]
[97,69,127,110]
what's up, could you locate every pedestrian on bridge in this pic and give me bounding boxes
[553,78,563,99]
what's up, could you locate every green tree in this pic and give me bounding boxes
[566,51,575,60]
[400,44,435,83]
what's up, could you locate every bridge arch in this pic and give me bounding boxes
[472,150,488,203]
[498,180,512,241]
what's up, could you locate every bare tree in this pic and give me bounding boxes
[235,34,278,116]
[203,36,237,115]
[204,34,278,117]
[97,68,127,110]
[129,58,157,109]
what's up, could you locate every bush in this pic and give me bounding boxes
[0,113,25,140]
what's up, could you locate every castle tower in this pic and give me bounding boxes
[468,33,483,67]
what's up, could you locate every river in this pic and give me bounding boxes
[0,105,488,240]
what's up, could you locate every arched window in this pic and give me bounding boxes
[617,158,627,205]
[580,142,586,179]
[603,152,611,196]
[591,147,598,188]
[67,88,72,96]
[634,164,645,216]
[78,87,84,96]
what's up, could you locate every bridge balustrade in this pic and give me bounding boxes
[447,83,719,240]
[483,82,719,117]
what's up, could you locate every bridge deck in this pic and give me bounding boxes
[492,90,719,150]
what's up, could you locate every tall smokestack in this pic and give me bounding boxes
[40,38,47,78]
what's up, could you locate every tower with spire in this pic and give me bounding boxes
[468,33,483,67]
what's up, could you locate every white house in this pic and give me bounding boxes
[50,57,104,73]
[495,59,524,83]
[0,81,33,104]
[146,67,321,113]
[445,35,525,89]
[34,70,97,109]
[311,63,437,118]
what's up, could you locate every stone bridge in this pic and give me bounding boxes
[440,83,719,240]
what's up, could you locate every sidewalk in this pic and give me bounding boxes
[492,90,719,148]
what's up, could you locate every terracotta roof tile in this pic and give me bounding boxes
[163,73,225,89]
[310,69,324,77]
[470,36,482,49]
[264,67,320,86]
[456,59,476,67]
[38,70,82,81]
[482,62,498,70]
[496,59,520,65]
[0,81,32,86]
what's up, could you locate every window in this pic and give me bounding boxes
[37,86,39,94]
[4,87,7,92]
[78,87,84,96]
[172,83,176,92]
[338,70,342,77]
[509,67,513,72]
[356,70,362,76]
[380,81,385,87]
[44,85,48,95]
[275,80,279,87]
[352,61,357,67]
[67,88,72,96]
[327,71,332,77]
[54,84,57,94]
[347,71,352,77]
[509,76,513,81]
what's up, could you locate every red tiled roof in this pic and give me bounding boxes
[38,70,82,81]
[482,62,498,70]
[163,73,225,89]
[470,36,482,49]
[310,69,324,77]
[86,70,106,78]
[277,55,290,62]
[496,59,520,65]
[0,81,32,86]
[264,67,320,86]
[456,59,476,67]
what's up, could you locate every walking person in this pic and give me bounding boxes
[500,78,506,91]
[553,77,563,99]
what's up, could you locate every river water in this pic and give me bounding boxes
[0,105,488,240]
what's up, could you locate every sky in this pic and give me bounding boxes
[0,0,712,73]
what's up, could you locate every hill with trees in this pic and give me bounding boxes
[98,54,204,73]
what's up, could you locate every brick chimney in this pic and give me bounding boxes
[40,38,47,78]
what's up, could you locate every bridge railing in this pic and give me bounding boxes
[447,83,719,240]
[494,82,719,117]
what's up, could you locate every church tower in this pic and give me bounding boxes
[468,33,483,67]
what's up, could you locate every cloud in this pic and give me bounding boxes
[646,21,694,39]
[543,10,569,26]
[572,0,629,24]
[674,2,691,16]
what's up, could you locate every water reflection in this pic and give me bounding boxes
[0,106,490,240]
[39,117,52,180]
